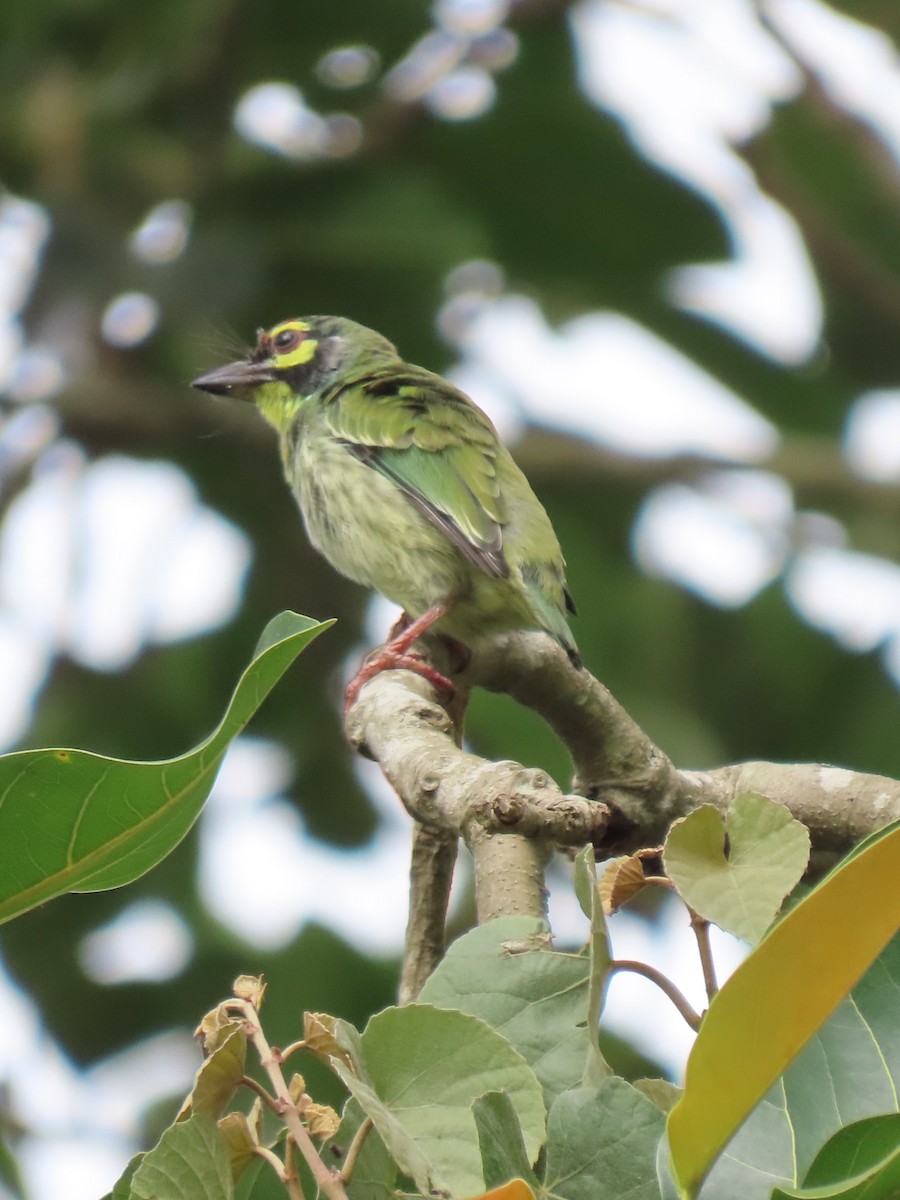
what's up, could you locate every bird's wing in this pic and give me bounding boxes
[325,369,510,579]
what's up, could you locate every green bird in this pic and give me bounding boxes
[193,316,579,710]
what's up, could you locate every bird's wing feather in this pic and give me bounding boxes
[326,370,510,579]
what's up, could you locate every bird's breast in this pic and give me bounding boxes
[287,430,468,614]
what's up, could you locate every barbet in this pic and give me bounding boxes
[193,316,579,710]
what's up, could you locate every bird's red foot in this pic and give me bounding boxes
[343,601,454,715]
[344,651,454,715]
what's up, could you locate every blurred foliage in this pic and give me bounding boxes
[2,0,900,1188]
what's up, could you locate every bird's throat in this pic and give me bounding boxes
[255,381,305,432]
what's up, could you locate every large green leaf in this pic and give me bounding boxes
[668,823,900,1198]
[541,1078,665,1200]
[420,914,606,1107]
[694,932,900,1199]
[319,1004,546,1199]
[127,1114,232,1200]
[0,612,332,924]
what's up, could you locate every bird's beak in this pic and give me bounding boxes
[191,359,276,398]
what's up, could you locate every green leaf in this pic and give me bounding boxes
[0,612,331,924]
[102,1151,144,1200]
[662,793,810,945]
[770,1115,900,1199]
[542,1078,665,1200]
[187,1026,247,1119]
[668,822,900,1198]
[129,1114,233,1200]
[216,1111,258,1185]
[472,1091,540,1192]
[320,1003,546,1198]
[419,914,604,1107]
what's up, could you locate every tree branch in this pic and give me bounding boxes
[344,669,610,928]
[399,825,458,1003]
[347,635,900,864]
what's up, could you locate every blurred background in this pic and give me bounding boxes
[2,0,900,1194]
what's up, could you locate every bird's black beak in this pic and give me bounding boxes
[191,359,276,397]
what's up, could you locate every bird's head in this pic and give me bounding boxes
[192,315,398,431]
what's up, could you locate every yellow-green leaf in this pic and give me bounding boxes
[668,821,900,1198]
[663,793,810,944]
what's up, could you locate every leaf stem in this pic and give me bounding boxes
[240,1073,280,1111]
[278,1039,307,1063]
[339,1116,374,1184]
[688,907,718,1001]
[253,1144,292,1182]
[610,959,702,1031]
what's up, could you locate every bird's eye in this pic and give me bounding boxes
[273,328,302,353]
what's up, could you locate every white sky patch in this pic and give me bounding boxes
[199,739,413,953]
[0,196,51,394]
[0,952,197,1200]
[425,65,496,120]
[68,457,251,666]
[5,344,66,403]
[843,389,900,483]
[0,454,251,747]
[786,546,900,653]
[79,900,194,985]
[0,443,85,648]
[434,0,509,37]
[459,295,777,460]
[570,0,823,364]
[766,0,900,166]
[234,83,330,159]
[0,619,52,746]
[669,191,821,364]
[634,472,792,607]
[100,291,160,348]
[0,404,60,467]
[129,200,192,265]
[13,1025,197,1200]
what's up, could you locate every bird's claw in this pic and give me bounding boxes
[344,651,454,715]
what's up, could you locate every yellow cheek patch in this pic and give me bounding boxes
[267,319,317,369]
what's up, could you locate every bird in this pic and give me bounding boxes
[192,315,579,711]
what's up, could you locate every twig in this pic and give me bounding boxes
[609,959,703,1031]
[227,999,350,1200]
